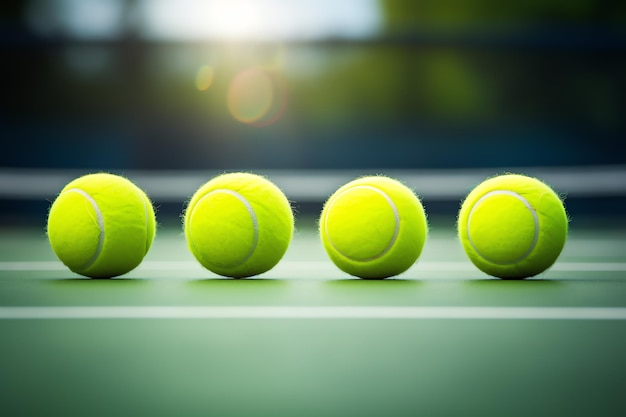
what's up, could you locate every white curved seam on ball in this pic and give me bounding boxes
[467,190,540,266]
[193,189,259,268]
[66,188,105,270]
[325,185,400,262]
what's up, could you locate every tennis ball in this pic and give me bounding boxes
[319,176,428,279]
[184,172,294,278]
[458,173,568,279]
[47,173,156,278]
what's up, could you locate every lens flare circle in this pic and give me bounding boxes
[196,65,215,91]
[227,67,287,126]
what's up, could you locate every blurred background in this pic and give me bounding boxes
[1,0,625,226]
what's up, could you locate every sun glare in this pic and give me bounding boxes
[139,0,381,41]
[26,0,381,42]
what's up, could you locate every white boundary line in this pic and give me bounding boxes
[0,306,625,320]
[1,261,626,272]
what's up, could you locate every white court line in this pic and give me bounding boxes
[551,262,626,272]
[1,261,626,272]
[0,261,66,271]
[0,306,625,320]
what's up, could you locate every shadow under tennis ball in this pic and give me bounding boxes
[187,277,288,287]
[49,277,148,285]
[464,278,562,286]
[325,278,421,287]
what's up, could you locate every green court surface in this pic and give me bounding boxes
[1,220,625,417]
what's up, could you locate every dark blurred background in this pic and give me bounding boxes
[1,0,625,224]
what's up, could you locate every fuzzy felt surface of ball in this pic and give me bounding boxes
[47,173,156,278]
[458,174,568,279]
[319,176,428,279]
[184,172,294,278]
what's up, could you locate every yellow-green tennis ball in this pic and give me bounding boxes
[47,173,156,278]
[184,172,294,278]
[458,174,568,279]
[319,176,428,279]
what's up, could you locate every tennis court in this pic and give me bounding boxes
[1,211,625,417]
[2,2,625,416]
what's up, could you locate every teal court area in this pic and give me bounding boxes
[1,220,625,417]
